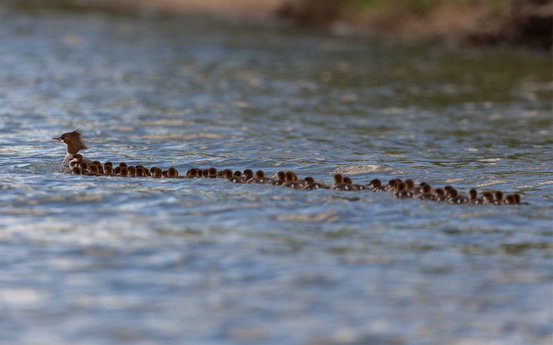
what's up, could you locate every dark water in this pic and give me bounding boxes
[0,3,552,345]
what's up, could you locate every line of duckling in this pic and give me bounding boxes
[69,155,524,205]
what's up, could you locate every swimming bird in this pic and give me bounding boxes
[168,167,179,178]
[273,171,286,186]
[53,130,89,173]
[494,191,504,205]
[243,169,254,183]
[469,189,483,204]
[251,170,272,184]
[417,184,434,200]
[369,179,386,192]
[482,192,494,204]
[393,182,412,198]
[230,171,244,183]
[434,188,447,202]
[303,176,328,190]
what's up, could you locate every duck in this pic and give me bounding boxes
[345,176,367,191]
[243,169,254,183]
[88,164,101,176]
[151,167,162,178]
[330,174,355,191]
[135,167,145,177]
[119,166,129,177]
[52,130,89,173]
[103,165,114,176]
[283,171,304,189]
[494,191,504,205]
[303,176,329,190]
[384,179,401,192]
[504,194,515,205]
[342,176,360,191]
[446,188,467,204]
[404,179,416,194]
[252,170,274,184]
[434,188,447,202]
[167,167,179,178]
[482,192,494,204]
[468,189,484,204]
[417,184,434,200]
[393,182,412,198]
[273,171,286,186]
[230,171,244,183]
[369,179,386,192]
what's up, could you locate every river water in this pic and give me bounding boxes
[0,3,552,345]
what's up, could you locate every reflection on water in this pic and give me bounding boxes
[0,4,552,345]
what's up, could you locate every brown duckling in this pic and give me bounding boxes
[273,171,286,186]
[303,176,329,190]
[168,167,178,178]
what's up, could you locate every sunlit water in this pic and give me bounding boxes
[0,4,552,345]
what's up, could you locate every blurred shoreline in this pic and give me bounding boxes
[5,0,552,50]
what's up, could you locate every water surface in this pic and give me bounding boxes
[0,4,552,345]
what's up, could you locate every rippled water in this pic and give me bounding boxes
[0,4,552,345]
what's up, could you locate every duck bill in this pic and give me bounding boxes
[52,137,62,141]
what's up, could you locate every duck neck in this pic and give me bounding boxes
[59,152,74,173]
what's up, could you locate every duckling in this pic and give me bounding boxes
[162,170,168,178]
[119,162,128,169]
[252,170,274,184]
[80,161,90,174]
[418,184,434,200]
[342,176,360,191]
[223,169,234,179]
[393,182,412,198]
[330,174,354,191]
[504,194,515,205]
[404,179,415,192]
[369,179,385,192]
[494,191,504,205]
[103,165,114,176]
[71,166,82,175]
[450,189,468,204]
[87,164,101,176]
[469,189,484,204]
[273,171,286,186]
[483,192,494,204]
[413,182,429,196]
[151,167,162,178]
[284,171,304,189]
[230,171,244,183]
[208,167,217,178]
[513,194,526,205]
[202,169,209,177]
[127,166,136,177]
[135,167,145,177]
[385,179,401,192]
[434,188,447,202]
[303,176,329,190]
[104,161,113,170]
[168,167,178,178]
[243,169,254,183]
[119,167,129,177]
